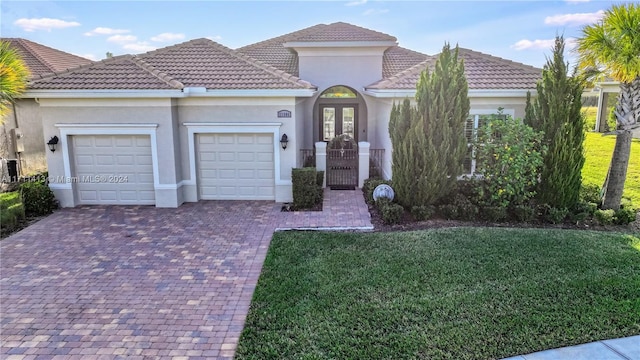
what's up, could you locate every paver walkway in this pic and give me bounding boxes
[0,190,371,359]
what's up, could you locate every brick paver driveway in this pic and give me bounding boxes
[1,201,281,359]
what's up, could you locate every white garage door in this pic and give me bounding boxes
[71,135,155,205]
[197,133,275,200]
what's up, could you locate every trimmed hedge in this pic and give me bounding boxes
[292,168,323,210]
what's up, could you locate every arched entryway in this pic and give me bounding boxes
[315,85,367,143]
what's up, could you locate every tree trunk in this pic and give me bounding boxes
[602,129,632,210]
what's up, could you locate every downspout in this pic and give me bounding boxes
[12,102,22,176]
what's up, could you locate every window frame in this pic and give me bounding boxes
[463,109,515,177]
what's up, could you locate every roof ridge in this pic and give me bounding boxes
[199,38,315,89]
[324,22,397,42]
[371,55,436,88]
[237,24,327,51]
[458,47,542,73]
[15,38,57,73]
[130,56,184,89]
[29,54,132,82]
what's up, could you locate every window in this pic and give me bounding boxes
[463,113,508,175]
[320,86,357,98]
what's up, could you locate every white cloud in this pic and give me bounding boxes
[363,8,389,16]
[511,39,556,51]
[511,37,577,51]
[74,53,98,61]
[544,10,604,26]
[123,42,156,53]
[345,0,367,6]
[150,32,185,42]
[84,27,130,36]
[14,18,80,32]
[107,34,137,44]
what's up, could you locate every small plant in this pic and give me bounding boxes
[594,209,616,225]
[540,205,569,224]
[411,205,435,221]
[482,206,508,222]
[438,204,459,220]
[569,201,599,222]
[613,199,637,225]
[580,183,602,204]
[20,182,57,217]
[379,201,404,225]
[0,191,25,232]
[510,205,536,222]
[453,193,479,220]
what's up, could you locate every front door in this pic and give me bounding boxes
[320,105,357,142]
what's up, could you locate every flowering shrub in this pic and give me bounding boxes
[473,113,546,208]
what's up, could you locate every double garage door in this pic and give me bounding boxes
[69,133,275,205]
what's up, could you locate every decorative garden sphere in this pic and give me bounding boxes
[373,184,395,202]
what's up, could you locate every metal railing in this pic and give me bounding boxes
[300,148,315,168]
[369,149,385,178]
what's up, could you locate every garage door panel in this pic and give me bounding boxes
[72,135,155,205]
[196,133,275,200]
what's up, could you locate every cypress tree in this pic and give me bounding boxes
[388,43,470,207]
[528,36,585,209]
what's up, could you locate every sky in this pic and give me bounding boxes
[0,0,621,69]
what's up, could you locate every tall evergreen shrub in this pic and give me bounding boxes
[389,43,470,208]
[524,37,585,209]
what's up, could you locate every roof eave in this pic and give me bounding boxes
[24,88,318,99]
[363,88,536,98]
[283,40,397,48]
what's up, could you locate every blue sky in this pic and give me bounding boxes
[1,0,618,68]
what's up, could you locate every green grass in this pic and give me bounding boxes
[583,132,640,204]
[236,229,640,360]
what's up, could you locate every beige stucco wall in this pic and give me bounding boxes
[39,98,180,207]
[0,99,46,175]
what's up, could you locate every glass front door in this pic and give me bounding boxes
[321,105,357,141]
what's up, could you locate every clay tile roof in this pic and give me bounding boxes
[367,47,542,91]
[237,22,410,77]
[29,38,315,91]
[1,38,92,78]
[29,55,184,90]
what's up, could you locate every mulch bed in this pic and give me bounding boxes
[366,200,640,234]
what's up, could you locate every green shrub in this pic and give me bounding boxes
[580,183,602,205]
[411,205,435,221]
[613,200,637,225]
[20,182,57,217]
[363,178,392,204]
[569,201,599,222]
[510,205,536,222]
[379,201,404,225]
[438,204,459,220]
[482,206,508,222]
[453,193,479,220]
[292,168,323,210]
[539,205,569,224]
[594,209,616,225]
[473,112,545,209]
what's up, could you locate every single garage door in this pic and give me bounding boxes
[197,133,275,200]
[71,135,155,205]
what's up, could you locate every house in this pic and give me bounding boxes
[25,22,542,207]
[0,38,93,176]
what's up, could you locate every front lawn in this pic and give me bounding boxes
[583,131,640,204]
[236,229,640,360]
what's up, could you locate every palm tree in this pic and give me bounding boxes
[576,3,640,210]
[0,41,31,124]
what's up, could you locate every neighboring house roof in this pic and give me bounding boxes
[1,38,92,78]
[367,48,542,90]
[29,38,315,90]
[237,22,428,78]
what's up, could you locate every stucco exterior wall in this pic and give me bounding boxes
[0,99,46,175]
[39,98,180,207]
[176,97,298,203]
